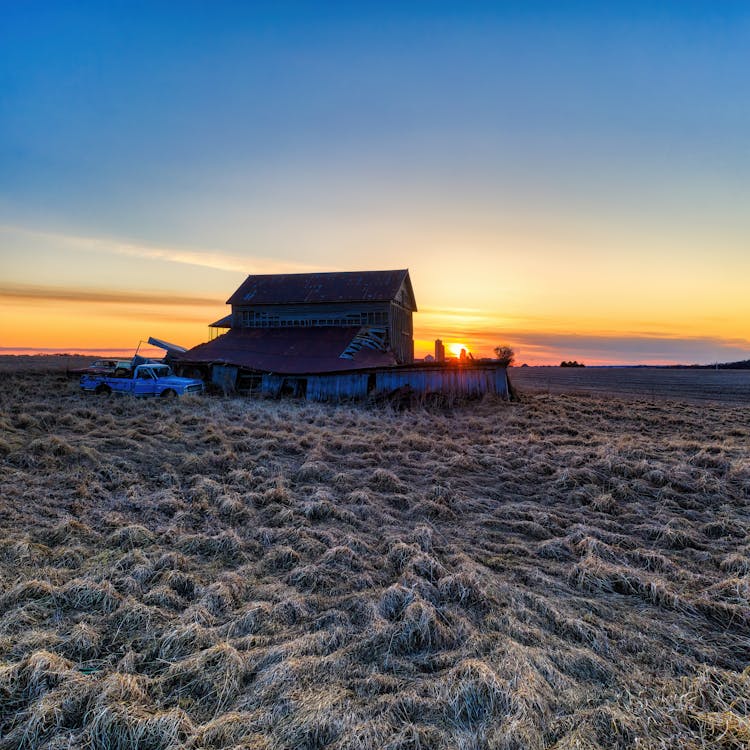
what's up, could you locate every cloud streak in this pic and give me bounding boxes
[0,283,224,307]
[0,224,330,275]
[0,346,167,356]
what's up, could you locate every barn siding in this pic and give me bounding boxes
[211,365,238,389]
[232,301,414,364]
[299,366,508,401]
[389,301,414,364]
[261,374,284,397]
[261,365,508,402]
[494,368,509,395]
[307,373,370,401]
[373,367,508,399]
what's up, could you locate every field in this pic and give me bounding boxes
[511,366,750,405]
[1,362,749,748]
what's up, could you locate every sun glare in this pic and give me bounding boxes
[448,342,469,358]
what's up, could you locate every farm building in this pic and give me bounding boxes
[176,269,509,401]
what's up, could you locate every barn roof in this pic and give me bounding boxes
[178,327,396,375]
[227,269,416,310]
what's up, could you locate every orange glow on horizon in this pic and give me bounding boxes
[447,342,470,358]
[2,277,749,366]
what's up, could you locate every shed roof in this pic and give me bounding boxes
[227,269,416,310]
[209,314,232,328]
[178,327,396,375]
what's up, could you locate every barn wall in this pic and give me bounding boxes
[389,302,414,364]
[232,300,414,365]
[211,365,238,389]
[293,366,508,402]
[494,368,509,395]
[261,374,284,397]
[374,366,508,398]
[307,373,370,401]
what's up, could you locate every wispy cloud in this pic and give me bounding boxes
[0,224,329,275]
[0,283,222,306]
[418,306,485,315]
[0,346,167,356]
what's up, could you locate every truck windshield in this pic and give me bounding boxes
[151,366,171,378]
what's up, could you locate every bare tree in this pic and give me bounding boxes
[494,345,515,366]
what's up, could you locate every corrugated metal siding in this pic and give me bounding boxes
[259,366,508,402]
[373,367,508,399]
[211,365,238,388]
[494,368,508,395]
[307,374,369,401]
[261,374,284,397]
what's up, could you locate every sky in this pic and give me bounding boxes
[1,1,749,364]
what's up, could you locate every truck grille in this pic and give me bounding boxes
[186,384,204,394]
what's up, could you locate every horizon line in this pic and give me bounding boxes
[2,346,745,368]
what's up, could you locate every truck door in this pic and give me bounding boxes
[111,377,130,394]
[134,368,157,396]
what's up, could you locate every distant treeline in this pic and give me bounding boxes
[683,360,750,370]
[627,360,750,370]
[560,360,750,370]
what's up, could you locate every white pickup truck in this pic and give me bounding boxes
[80,364,204,398]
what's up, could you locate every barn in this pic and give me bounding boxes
[176,269,508,401]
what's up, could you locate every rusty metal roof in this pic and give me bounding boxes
[178,327,396,374]
[227,269,416,309]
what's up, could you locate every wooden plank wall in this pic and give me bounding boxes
[307,373,370,401]
[373,367,508,399]
[256,367,507,401]
[389,302,414,364]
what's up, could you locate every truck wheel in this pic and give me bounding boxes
[95,384,112,396]
[161,389,177,399]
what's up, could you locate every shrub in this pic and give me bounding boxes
[494,345,516,366]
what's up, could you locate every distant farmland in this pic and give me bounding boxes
[511,366,750,404]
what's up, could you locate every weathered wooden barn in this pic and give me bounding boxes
[176,269,509,401]
[228,269,416,364]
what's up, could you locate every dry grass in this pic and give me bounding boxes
[0,363,748,748]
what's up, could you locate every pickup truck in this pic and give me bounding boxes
[80,364,204,398]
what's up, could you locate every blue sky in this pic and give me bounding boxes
[1,2,749,362]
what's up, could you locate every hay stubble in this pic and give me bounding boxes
[0,371,748,748]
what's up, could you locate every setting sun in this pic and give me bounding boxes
[447,342,470,358]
